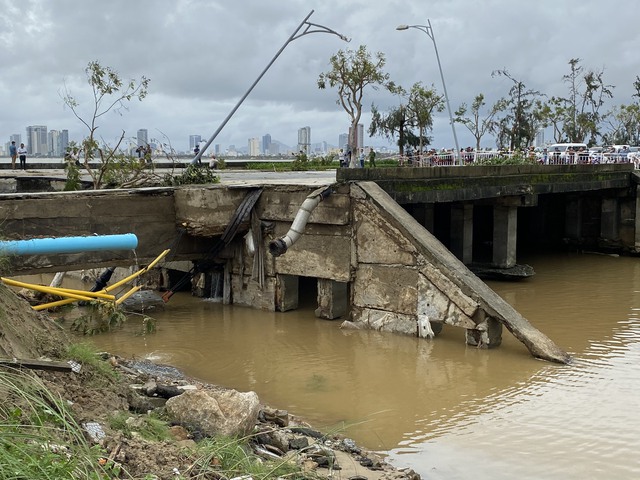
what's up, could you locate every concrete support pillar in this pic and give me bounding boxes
[315,279,348,320]
[450,204,474,264]
[492,205,517,268]
[465,318,503,348]
[565,197,582,240]
[411,203,435,232]
[276,274,298,312]
[600,197,620,242]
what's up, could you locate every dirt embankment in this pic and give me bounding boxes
[0,284,418,480]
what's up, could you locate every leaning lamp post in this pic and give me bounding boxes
[192,10,349,164]
[396,21,461,165]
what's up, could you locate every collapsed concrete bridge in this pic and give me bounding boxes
[0,176,585,363]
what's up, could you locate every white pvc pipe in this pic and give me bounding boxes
[269,186,332,256]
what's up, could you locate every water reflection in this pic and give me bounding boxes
[83,252,640,479]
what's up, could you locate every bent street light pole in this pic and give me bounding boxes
[397,20,461,165]
[192,10,349,164]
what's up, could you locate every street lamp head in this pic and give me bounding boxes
[396,24,410,30]
[338,34,352,42]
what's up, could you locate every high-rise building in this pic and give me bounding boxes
[535,130,545,148]
[26,125,47,156]
[248,138,260,156]
[338,133,348,150]
[45,129,69,157]
[297,126,311,154]
[137,129,148,147]
[48,130,60,156]
[262,134,272,156]
[189,135,201,152]
[60,130,69,156]
[268,143,280,155]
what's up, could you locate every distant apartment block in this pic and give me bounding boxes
[189,135,201,152]
[298,126,311,153]
[262,134,272,155]
[26,125,47,156]
[338,133,348,150]
[137,129,148,147]
[248,137,260,156]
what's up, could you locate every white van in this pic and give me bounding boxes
[548,143,588,164]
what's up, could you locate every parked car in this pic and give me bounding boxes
[626,147,640,167]
[548,143,588,164]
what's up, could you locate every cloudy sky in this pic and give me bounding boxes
[1,0,638,154]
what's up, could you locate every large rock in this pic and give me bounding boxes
[165,388,260,438]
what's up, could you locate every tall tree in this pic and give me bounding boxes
[369,102,412,155]
[562,58,614,144]
[491,70,542,150]
[406,82,444,154]
[62,60,150,189]
[535,97,567,143]
[318,45,396,167]
[454,93,507,150]
[602,104,640,145]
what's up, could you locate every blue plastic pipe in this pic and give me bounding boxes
[0,234,138,256]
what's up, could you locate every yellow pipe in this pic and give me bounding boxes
[105,249,171,292]
[6,248,170,311]
[115,285,142,305]
[33,298,80,311]
[46,286,115,300]
[1,278,95,301]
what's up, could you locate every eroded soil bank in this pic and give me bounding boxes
[0,284,419,480]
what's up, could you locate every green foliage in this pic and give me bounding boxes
[0,369,116,479]
[108,412,171,442]
[318,45,396,157]
[102,151,154,188]
[603,103,640,145]
[163,164,219,186]
[475,152,538,166]
[63,145,83,191]
[70,301,127,336]
[62,61,150,190]
[407,82,444,152]
[188,435,318,480]
[246,155,338,171]
[291,151,309,170]
[64,343,119,384]
[455,93,507,150]
[491,69,542,150]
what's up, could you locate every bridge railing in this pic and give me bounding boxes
[381,150,639,168]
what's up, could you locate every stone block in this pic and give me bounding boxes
[353,264,418,315]
[354,201,417,266]
[355,307,417,336]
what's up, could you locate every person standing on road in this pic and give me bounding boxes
[9,141,17,169]
[17,143,27,170]
[368,148,376,167]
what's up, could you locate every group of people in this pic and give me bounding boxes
[339,148,376,168]
[135,144,153,164]
[8,140,28,170]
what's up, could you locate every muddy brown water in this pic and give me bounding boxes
[62,252,640,479]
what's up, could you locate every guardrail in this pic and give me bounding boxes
[381,151,640,168]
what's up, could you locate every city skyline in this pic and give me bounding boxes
[3,123,367,158]
[6,1,639,159]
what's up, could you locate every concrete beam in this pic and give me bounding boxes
[450,204,473,264]
[492,205,518,268]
